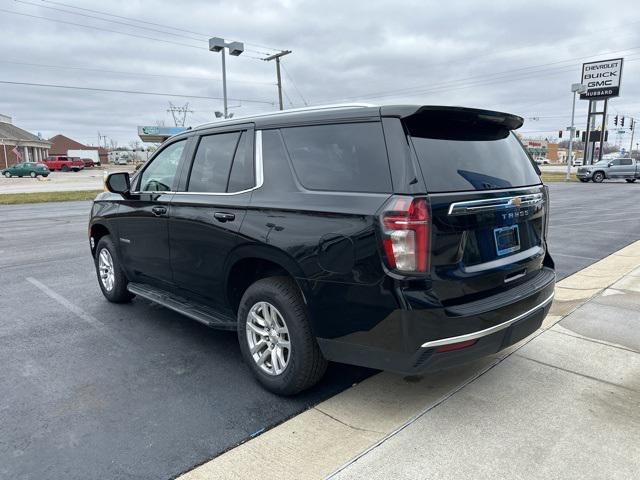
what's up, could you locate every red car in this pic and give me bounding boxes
[80,158,95,168]
[43,155,85,172]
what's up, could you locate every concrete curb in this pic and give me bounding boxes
[178,240,640,480]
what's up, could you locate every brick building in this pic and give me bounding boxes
[48,134,108,165]
[0,114,51,167]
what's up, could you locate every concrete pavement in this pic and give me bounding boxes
[182,241,640,480]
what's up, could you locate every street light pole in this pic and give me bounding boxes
[567,83,586,181]
[209,37,244,119]
[263,50,292,110]
[221,47,228,118]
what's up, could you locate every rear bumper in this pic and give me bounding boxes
[317,267,555,375]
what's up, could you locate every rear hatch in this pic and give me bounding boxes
[403,107,548,304]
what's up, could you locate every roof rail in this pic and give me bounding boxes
[193,103,377,131]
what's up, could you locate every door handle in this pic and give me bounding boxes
[214,212,235,222]
[151,206,167,216]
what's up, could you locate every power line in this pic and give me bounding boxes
[0,80,276,104]
[39,0,284,52]
[281,63,309,106]
[0,59,275,85]
[0,8,205,50]
[322,50,640,103]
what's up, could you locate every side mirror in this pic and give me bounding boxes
[105,172,131,195]
[608,162,614,167]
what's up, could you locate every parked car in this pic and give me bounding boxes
[89,104,555,395]
[43,155,85,172]
[80,158,95,168]
[576,158,640,183]
[535,159,550,165]
[572,159,584,166]
[2,162,50,178]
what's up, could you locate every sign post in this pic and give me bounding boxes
[579,58,623,165]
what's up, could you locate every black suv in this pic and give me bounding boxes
[90,104,555,395]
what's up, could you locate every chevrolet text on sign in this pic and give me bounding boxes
[580,58,623,100]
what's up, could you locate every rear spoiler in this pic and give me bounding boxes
[380,105,524,131]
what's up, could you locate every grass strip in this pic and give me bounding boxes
[0,190,102,205]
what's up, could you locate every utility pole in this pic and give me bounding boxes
[263,50,292,110]
[167,102,193,127]
[629,117,636,155]
[566,83,586,181]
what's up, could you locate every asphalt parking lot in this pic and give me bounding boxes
[1,181,639,479]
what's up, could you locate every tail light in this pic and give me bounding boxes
[380,196,430,273]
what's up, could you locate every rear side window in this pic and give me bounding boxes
[227,132,254,192]
[621,158,633,166]
[281,123,392,193]
[406,112,540,192]
[188,132,241,193]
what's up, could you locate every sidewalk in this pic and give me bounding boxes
[180,241,640,480]
[331,248,640,479]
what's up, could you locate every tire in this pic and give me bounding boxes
[237,276,327,395]
[579,178,589,183]
[592,171,605,183]
[61,165,69,172]
[626,179,636,183]
[30,171,36,178]
[4,172,10,178]
[94,236,134,303]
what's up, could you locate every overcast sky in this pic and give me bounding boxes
[1,0,639,147]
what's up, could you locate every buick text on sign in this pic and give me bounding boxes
[580,58,623,100]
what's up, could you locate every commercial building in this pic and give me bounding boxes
[48,134,108,165]
[0,114,52,167]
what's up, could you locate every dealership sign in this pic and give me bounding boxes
[580,58,623,100]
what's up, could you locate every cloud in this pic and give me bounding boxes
[0,0,638,145]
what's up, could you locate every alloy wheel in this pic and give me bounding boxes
[246,301,291,376]
[98,248,115,292]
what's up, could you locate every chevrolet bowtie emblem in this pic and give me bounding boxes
[510,197,522,206]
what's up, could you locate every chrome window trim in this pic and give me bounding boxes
[448,193,544,216]
[173,129,264,197]
[420,292,554,349]
[429,185,543,198]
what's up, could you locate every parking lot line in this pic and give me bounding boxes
[26,276,130,349]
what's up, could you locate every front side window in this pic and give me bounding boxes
[139,140,186,192]
[281,123,392,193]
[187,132,242,193]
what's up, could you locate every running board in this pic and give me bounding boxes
[127,282,237,330]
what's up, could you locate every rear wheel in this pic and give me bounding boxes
[237,276,327,395]
[94,236,134,303]
[29,171,36,178]
[592,171,605,183]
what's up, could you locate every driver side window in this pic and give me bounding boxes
[139,140,186,192]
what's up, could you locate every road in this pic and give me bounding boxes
[1,181,638,479]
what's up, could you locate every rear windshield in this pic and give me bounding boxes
[406,114,540,192]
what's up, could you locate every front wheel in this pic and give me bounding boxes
[237,276,327,395]
[592,171,605,183]
[94,236,134,303]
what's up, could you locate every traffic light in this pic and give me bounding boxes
[604,130,609,142]
[576,130,580,138]
[558,130,563,138]
[581,131,586,142]
[614,115,618,126]
[621,116,625,127]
